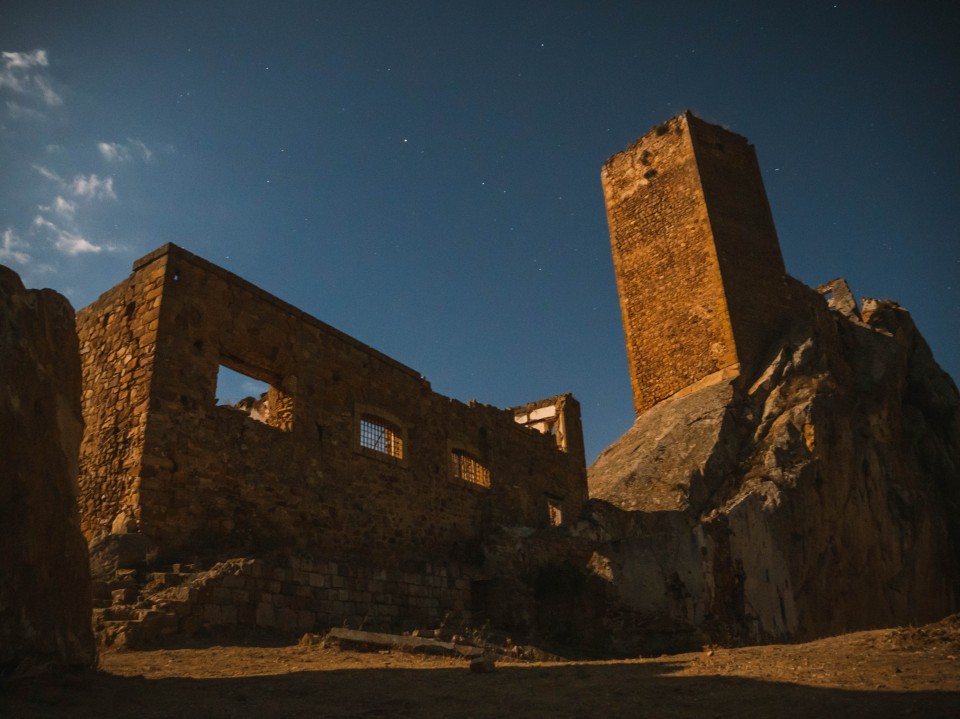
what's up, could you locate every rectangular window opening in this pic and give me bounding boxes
[215,363,293,431]
[451,450,490,488]
[547,497,564,527]
[360,416,404,459]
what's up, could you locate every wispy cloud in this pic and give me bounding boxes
[34,166,116,200]
[27,164,116,262]
[2,49,48,70]
[33,163,65,185]
[39,195,76,219]
[71,173,115,200]
[0,228,31,265]
[97,142,124,162]
[54,195,76,217]
[32,216,103,255]
[0,49,62,108]
[5,50,133,270]
[98,138,153,163]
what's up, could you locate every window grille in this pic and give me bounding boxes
[359,416,404,459]
[451,450,490,488]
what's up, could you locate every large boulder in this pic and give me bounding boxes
[0,265,95,674]
[586,293,960,647]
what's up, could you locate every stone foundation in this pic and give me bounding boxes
[95,555,471,649]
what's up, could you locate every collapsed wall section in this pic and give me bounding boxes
[512,394,586,471]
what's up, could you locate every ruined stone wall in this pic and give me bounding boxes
[76,256,166,536]
[601,112,795,415]
[1,266,95,672]
[78,245,587,567]
[100,556,471,648]
[512,394,586,470]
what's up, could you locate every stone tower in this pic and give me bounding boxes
[601,112,791,415]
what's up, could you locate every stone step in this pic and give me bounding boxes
[144,571,194,591]
[95,605,139,621]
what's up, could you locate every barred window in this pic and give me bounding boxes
[359,416,404,459]
[451,450,490,488]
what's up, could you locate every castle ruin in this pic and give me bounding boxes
[76,243,587,636]
[5,112,956,658]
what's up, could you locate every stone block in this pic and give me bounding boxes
[277,607,298,631]
[238,604,255,624]
[255,602,275,628]
[297,610,316,631]
[221,574,245,589]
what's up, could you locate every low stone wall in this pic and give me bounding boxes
[98,555,472,647]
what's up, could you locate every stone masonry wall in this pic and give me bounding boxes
[76,257,165,536]
[602,113,739,415]
[686,114,799,381]
[601,112,797,415]
[78,245,587,569]
[102,556,471,648]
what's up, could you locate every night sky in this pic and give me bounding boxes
[1,1,957,462]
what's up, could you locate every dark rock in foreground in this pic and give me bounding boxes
[0,265,95,674]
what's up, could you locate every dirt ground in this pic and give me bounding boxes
[4,616,960,719]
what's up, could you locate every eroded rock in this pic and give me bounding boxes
[0,265,95,674]
[585,297,960,647]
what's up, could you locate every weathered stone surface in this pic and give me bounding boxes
[469,655,496,673]
[88,532,154,580]
[93,554,472,649]
[0,265,95,673]
[589,379,738,512]
[77,244,587,569]
[601,112,800,415]
[585,295,960,647]
[323,627,484,657]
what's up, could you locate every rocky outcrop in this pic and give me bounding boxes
[0,266,95,674]
[587,378,738,513]
[585,290,960,648]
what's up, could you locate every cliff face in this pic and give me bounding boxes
[586,289,960,647]
[0,266,96,673]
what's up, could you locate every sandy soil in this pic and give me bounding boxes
[4,616,960,718]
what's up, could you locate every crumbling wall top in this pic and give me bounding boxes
[816,278,861,320]
[131,243,425,383]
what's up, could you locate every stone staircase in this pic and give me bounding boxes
[92,565,198,649]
